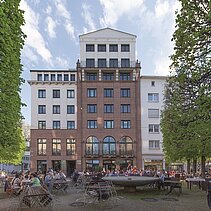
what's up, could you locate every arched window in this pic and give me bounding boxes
[85,136,99,155]
[103,136,116,155]
[119,136,133,156]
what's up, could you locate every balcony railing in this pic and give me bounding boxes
[80,61,137,68]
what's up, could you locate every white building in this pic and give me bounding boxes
[140,76,167,170]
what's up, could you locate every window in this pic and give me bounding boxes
[38,105,46,114]
[53,121,60,129]
[151,81,155,86]
[87,88,97,97]
[104,88,113,97]
[38,90,46,98]
[86,160,100,171]
[109,44,118,52]
[87,120,97,129]
[98,59,107,68]
[38,121,46,129]
[52,139,61,155]
[86,44,94,52]
[67,121,75,129]
[121,44,130,52]
[148,93,159,102]
[86,59,95,68]
[103,73,114,80]
[98,44,106,52]
[66,139,75,155]
[149,124,159,133]
[104,120,114,129]
[121,120,131,129]
[51,74,56,81]
[121,104,130,113]
[86,136,99,155]
[148,109,159,118]
[119,136,133,156]
[120,88,130,97]
[37,74,42,81]
[121,59,130,68]
[57,74,62,81]
[103,136,116,155]
[53,105,60,114]
[120,72,130,80]
[44,74,49,81]
[64,74,69,81]
[109,59,118,68]
[149,140,160,149]
[37,139,46,155]
[53,90,60,98]
[87,104,97,113]
[70,74,75,81]
[67,89,75,98]
[104,104,114,113]
[67,105,75,114]
[86,72,97,80]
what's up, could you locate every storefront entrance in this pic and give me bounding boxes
[103,160,116,171]
[66,160,76,177]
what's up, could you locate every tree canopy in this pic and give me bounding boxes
[0,0,26,164]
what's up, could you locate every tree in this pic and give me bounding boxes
[161,0,211,177]
[0,0,26,164]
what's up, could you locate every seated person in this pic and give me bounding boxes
[30,173,41,187]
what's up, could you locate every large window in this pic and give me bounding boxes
[109,44,118,52]
[38,121,46,129]
[67,105,75,114]
[44,74,49,81]
[37,139,46,155]
[67,90,75,98]
[38,90,46,98]
[148,93,159,102]
[103,136,116,155]
[38,105,46,114]
[120,72,130,80]
[86,72,97,80]
[86,136,99,155]
[121,44,130,52]
[120,88,130,97]
[86,44,94,52]
[87,120,97,129]
[66,139,75,155]
[103,73,114,80]
[57,74,62,81]
[119,136,133,156]
[98,59,107,68]
[87,88,97,97]
[149,124,159,133]
[109,59,118,68]
[121,59,130,68]
[87,104,97,113]
[148,109,159,118]
[53,90,60,98]
[53,105,60,114]
[98,44,106,52]
[104,120,114,129]
[104,88,113,97]
[53,121,60,129]
[51,74,56,81]
[64,74,69,81]
[70,74,75,81]
[86,59,95,68]
[86,160,99,172]
[52,139,61,155]
[104,104,114,113]
[121,120,131,129]
[121,104,130,113]
[67,121,75,129]
[37,74,42,81]
[149,140,160,149]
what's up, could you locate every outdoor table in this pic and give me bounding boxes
[186,177,205,190]
[52,179,69,193]
[164,180,182,195]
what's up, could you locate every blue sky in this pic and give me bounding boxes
[20,0,180,124]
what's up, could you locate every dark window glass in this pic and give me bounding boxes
[87,88,97,97]
[44,74,49,81]
[109,44,118,52]
[104,104,114,113]
[70,74,75,81]
[104,88,113,97]
[121,104,130,113]
[86,136,99,155]
[57,74,62,81]
[98,59,106,68]
[120,88,130,97]
[121,120,131,129]
[67,121,75,129]
[109,59,118,68]
[86,44,94,52]
[87,120,97,129]
[86,72,97,80]
[121,59,130,68]
[103,136,116,155]
[51,74,56,81]
[119,136,133,156]
[67,105,75,114]
[67,90,75,98]
[38,121,46,129]
[104,120,114,129]
[121,44,130,52]
[53,105,60,114]
[120,73,130,80]
[38,90,46,98]
[86,59,95,68]
[103,73,114,80]
[38,105,46,114]
[53,121,60,129]
[64,74,69,81]
[98,44,106,52]
[87,104,97,113]
[53,90,60,98]
[37,74,42,81]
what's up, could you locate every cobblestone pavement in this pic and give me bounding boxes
[0,184,210,211]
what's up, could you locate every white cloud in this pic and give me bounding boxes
[46,5,52,15]
[55,57,70,68]
[54,0,76,40]
[81,3,96,32]
[20,0,52,65]
[46,16,57,39]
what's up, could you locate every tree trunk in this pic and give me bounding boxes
[201,155,206,178]
[187,159,191,174]
[193,159,197,175]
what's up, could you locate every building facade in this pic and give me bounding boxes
[140,76,167,170]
